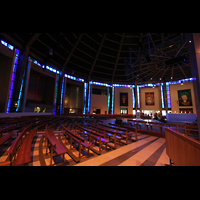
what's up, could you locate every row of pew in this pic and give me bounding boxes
[0,116,139,166]
[127,119,199,138]
[0,116,69,166]
[1,115,198,166]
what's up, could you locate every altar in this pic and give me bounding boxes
[166,113,197,123]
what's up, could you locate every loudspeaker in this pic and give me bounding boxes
[49,48,53,55]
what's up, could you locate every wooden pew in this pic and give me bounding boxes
[99,123,131,145]
[0,125,15,137]
[108,123,138,141]
[6,124,33,165]
[181,125,198,136]
[13,129,37,166]
[75,124,109,154]
[165,127,200,166]
[0,161,11,166]
[148,121,164,132]
[0,130,19,154]
[45,125,67,166]
[62,124,92,162]
[88,123,122,149]
[164,123,181,132]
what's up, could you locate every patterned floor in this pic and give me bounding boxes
[0,130,169,166]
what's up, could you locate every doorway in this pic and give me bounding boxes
[93,109,101,114]
[120,108,128,114]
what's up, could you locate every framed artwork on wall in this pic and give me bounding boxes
[145,92,155,105]
[120,93,128,106]
[178,89,192,106]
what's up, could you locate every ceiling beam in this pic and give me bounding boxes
[178,64,188,79]
[62,33,84,74]
[89,33,107,80]
[112,33,125,83]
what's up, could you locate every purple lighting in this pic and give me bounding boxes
[6,48,20,113]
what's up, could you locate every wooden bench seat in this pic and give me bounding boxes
[0,130,19,153]
[99,123,131,145]
[62,125,92,162]
[0,125,15,137]
[164,123,181,132]
[108,123,138,142]
[181,125,199,136]
[0,161,11,166]
[148,121,164,132]
[88,123,122,148]
[87,125,122,142]
[13,129,37,166]
[6,124,33,165]
[45,125,67,166]
[75,124,109,154]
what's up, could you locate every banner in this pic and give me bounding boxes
[120,93,128,106]
[178,89,192,106]
[145,92,155,105]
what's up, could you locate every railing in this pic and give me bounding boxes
[165,127,200,166]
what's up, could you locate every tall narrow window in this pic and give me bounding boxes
[166,82,171,109]
[160,83,165,108]
[7,48,20,113]
[112,86,114,114]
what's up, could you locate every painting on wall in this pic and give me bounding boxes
[145,92,155,105]
[120,93,128,106]
[178,89,193,106]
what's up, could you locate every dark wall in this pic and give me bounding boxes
[64,82,83,113]
[26,69,55,105]
[0,54,12,112]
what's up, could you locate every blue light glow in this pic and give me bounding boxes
[90,81,111,87]
[112,86,114,114]
[88,82,91,114]
[60,76,65,115]
[166,77,196,85]
[7,48,20,113]
[108,87,111,114]
[160,83,165,108]
[1,40,14,51]
[64,74,84,82]
[83,82,88,114]
[166,82,171,108]
[137,85,140,108]
[30,57,59,74]
[113,84,135,88]
[1,40,7,46]
[54,74,59,115]
[132,87,135,108]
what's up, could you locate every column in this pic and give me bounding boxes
[186,33,200,140]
